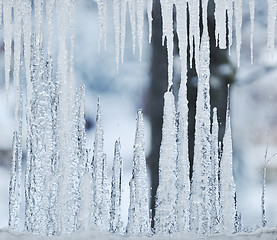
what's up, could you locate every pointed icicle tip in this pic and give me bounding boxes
[137,108,143,119]
[213,107,217,116]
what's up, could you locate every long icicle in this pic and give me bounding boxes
[249,0,255,63]
[3,0,12,103]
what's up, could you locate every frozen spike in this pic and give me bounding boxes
[137,0,144,61]
[210,107,220,233]
[226,0,234,54]
[175,0,190,232]
[219,87,237,234]
[267,0,277,57]
[249,0,255,63]
[147,0,153,43]
[113,0,120,68]
[214,0,227,49]
[160,0,174,89]
[175,0,188,80]
[46,0,55,56]
[79,173,93,230]
[13,0,22,131]
[190,0,211,233]
[3,0,13,103]
[187,0,200,73]
[110,139,123,233]
[126,179,136,234]
[128,0,136,54]
[155,91,178,234]
[22,0,32,117]
[95,0,107,51]
[127,109,150,235]
[0,0,2,28]
[77,85,88,175]
[9,131,22,230]
[120,0,127,63]
[234,0,242,67]
[92,97,109,231]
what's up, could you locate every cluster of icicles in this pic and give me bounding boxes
[4,0,275,237]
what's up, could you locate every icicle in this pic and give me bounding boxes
[77,86,88,175]
[175,0,190,232]
[234,0,242,67]
[187,0,200,72]
[147,0,153,43]
[249,0,255,63]
[120,0,127,63]
[226,0,234,54]
[110,139,123,233]
[155,92,178,234]
[22,0,32,119]
[95,0,107,51]
[214,0,227,49]
[126,179,136,234]
[267,0,277,57]
[13,0,23,132]
[91,97,109,231]
[160,0,174,90]
[126,109,150,235]
[8,131,21,230]
[68,0,76,92]
[113,0,120,68]
[210,108,220,233]
[219,88,236,234]
[0,0,2,28]
[190,0,211,234]
[137,0,144,61]
[3,0,12,103]
[79,173,93,230]
[128,0,136,54]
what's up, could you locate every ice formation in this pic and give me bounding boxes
[219,91,237,234]
[127,110,150,235]
[110,139,123,233]
[3,0,276,238]
[155,92,178,234]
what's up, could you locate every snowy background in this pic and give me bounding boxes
[0,0,277,233]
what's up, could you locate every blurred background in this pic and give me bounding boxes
[0,0,277,231]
